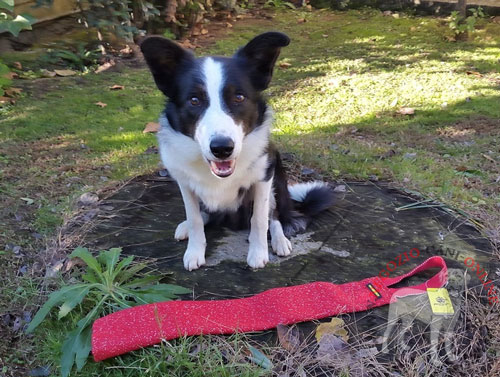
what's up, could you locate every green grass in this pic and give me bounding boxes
[1,7,500,377]
[218,9,500,213]
[37,314,268,377]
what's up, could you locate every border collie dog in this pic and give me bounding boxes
[141,32,334,271]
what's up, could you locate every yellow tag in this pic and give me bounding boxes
[427,288,454,315]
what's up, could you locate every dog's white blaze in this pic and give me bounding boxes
[195,58,243,161]
[203,57,224,112]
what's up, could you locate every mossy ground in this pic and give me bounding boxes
[1,7,499,377]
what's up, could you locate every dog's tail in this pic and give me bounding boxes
[281,181,335,236]
[288,181,335,217]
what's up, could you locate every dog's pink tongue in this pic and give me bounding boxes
[215,161,231,170]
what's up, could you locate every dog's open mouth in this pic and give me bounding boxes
[209,160,235,178]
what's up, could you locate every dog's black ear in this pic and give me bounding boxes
[234,32,290,91]
[140,36,194,97]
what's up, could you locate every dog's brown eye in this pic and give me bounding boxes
[235,94,245,103]
[190,97,200,106]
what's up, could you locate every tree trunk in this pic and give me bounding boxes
[457,0,467,18]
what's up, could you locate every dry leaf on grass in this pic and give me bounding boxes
[120,45,133,55]
[315,317,349,342]
[279,62,292,69]
[143,122,160,133]
[40,69,57,78]
[482,154,495,163]
[179,40,196,49]
[316,334,349,359]
[54,69,78,77]
[95,61,116,74]
[466,70,482,77]
[276,324,300,352]
[397,107,415,115]
[3,71,18,79]
[109,85,125,90]
[4,87,22,97]
[95,102,107,108]
[0,96,15,104]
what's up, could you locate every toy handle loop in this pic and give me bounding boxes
[381,256,448,293]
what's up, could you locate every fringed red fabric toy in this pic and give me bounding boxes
[92,256,448,361]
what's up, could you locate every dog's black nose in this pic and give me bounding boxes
[210,137,234,159]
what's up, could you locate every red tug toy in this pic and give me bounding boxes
[92,256,448,361]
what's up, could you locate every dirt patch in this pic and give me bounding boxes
[436,117,500,140]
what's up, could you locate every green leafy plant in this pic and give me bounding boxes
[42,43,102,71]
[448,7,485,37]
[26,247,191,377]
[0,0,36,36]
[264,0,296,9]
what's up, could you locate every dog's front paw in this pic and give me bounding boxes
[272,234,292,256]
[174,221,189,241]
[183,246,206,271]
[247,246,269,269]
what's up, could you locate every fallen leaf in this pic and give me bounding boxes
[276,324,300,351]
[5,87,22,97]
[0,96,14,104]
[225,22,233,28]
[179,40,196,49]
[297,18,306,23]
[279,62,292,69]
[40,69,57,78]
[316,317,349,342]
[322,34,328,38]
[13,61,23,70]
[120,45,133,55]
[3,71,18,79]
[201,28,208,35]
[482,153,495,163]
[466,70,482,77]
[95,61,115,74]
[95,102,107,108]
[316,334,349,359]
[109,84,124,90]
[54,69,77,77]
[354,347,378,359]
[21,197,35,205]
[397,107,415,115]
[78,192,99,207]
[143,122,160,133]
